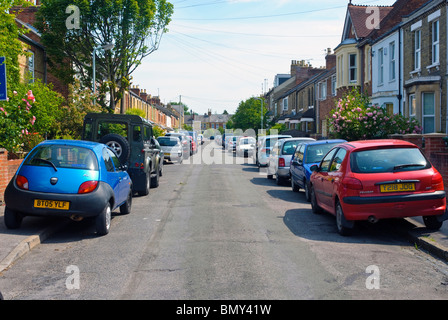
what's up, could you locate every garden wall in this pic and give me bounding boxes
[0,149,23,205]
[391,133,448,193]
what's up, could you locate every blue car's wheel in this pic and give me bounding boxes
[120,190,132,215]
[96,203,111,236]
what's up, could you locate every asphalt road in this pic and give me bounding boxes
[0,141,448,300]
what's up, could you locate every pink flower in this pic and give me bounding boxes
[13,90,17,95]
[27,90,35,102]
[31,115,36,125]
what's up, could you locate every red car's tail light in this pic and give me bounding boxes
[78,181,98,194]
[342,177,363,190]
[16,175,29,190]
[431,171,444,190]
[278,158,285,167]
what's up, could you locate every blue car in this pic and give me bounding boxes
[290,139,346,201]
[4,140,132,235]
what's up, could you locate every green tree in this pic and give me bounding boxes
[232,97,266,131]
[35,0,174,113]
[0,0,31,87]
[126,107,146,118]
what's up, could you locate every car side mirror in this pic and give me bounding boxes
[310,164,319,172]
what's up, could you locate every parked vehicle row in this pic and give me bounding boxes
[4,114,168,236]
[262,136,448,236]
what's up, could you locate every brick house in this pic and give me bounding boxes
[335,2,393,99]
[401,0,447,133]
[11,0,69,97]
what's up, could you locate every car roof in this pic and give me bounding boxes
[38,139,103,150]
[343,139,418,150]
[302,139,346,147]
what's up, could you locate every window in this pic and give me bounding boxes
[378,48,384,85]
[27,51,35,83]
[331,75,336,96]
[329,148,347,172]
[422,92,435,133]
[432,20,439,64]
[349,54,357,83]
[319,148,338,172]
[318,81,326,100]
[409,94,416,118]
[414,29,421,70]
[385,103,393,116]
[283,97,288,111]
[389,42,395,81]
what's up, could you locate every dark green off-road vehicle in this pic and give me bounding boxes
[82,113,163,196]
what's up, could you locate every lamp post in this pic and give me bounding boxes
[255,97,264,132]
[92,43,115,94]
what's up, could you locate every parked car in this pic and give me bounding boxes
[165,132,190,160]
[256,134,292,167]
[157,136,183,163]
[226,136,238,152]
[236,136,256,157]
[187,135,196,155]
[290,139,346,200]
[309,139,447,236]
[222,133,234,149]
[266,137,315,184]
[198,134,204,145]
[4,140,132,236]
[82,113,162,196]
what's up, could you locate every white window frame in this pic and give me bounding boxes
[282,97,288,111]
[409,94,416,118]
[414,29,421,71]
[349,53,357,83]
[331,75,336,96]
[319,81,327,100]
[27,50,35,83]
[422,92,435,133]
[432,20,439,65]
[389,42,396,81]
[378,48,384,85]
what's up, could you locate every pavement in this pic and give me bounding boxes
[0,205,447,276]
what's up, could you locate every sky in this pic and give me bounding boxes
[132,0,397,116]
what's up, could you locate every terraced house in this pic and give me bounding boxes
[268,0,448,137]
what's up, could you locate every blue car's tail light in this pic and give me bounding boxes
[16,175,29,190]
[78,180,98,194]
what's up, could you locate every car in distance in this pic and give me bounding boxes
[309,139,447,236]
[4,140,132,236]
[165,132,191,159]
[256,135,292,167]
[157,136,183,163]
[82,113,162,196]
[290,139,346,200]
[266,137,315,185]
[236,136,256,157]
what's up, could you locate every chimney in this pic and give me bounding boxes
[130,85,140,96]
[325,48,336,70]
[140,89,148,101]
[208,109,212,117]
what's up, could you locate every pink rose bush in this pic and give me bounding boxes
[0,89,38,153]
[328,89,422,141]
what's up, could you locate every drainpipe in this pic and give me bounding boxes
[397,26,402,115]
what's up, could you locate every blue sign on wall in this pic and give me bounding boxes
[0,57,7,101]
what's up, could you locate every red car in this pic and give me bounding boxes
[309,139,447,236]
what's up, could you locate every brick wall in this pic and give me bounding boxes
[392,133,448,192]
[0,149,23,206]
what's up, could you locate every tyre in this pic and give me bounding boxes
[267,174,273,179]
[120,190,132,215]
[275,174,284,185]
[310,186,323,214]
[151,168,160,188]
[4,207,23,229]
[138,172,150,196]
[335,201,354,236]
[96,203,111,236]
[100,133,130,164]
[304,180,311,202]
[423,215,443,230]
[291,178,300,192]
